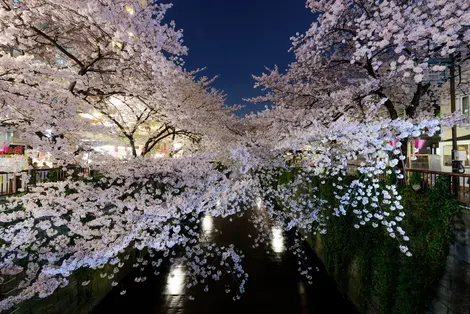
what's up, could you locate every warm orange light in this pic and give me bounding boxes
[125,4,135,15]
[111,41,123,49]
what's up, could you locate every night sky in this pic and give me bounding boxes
[165,0,314,115]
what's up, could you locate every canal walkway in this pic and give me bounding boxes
[93,211,356,314]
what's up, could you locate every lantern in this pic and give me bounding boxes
[414,139,427,153]
[389,139,399,148]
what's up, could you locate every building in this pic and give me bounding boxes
[437,59,470,173]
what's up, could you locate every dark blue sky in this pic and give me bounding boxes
[165,0,314,115]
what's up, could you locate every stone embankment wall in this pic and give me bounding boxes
[310,209,470,314]
[1,249,139,314]
[429,209,470,314]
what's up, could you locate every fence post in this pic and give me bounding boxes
[12,173,16,194]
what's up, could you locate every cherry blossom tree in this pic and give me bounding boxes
[78,71,232,158]
[0,0,469,311]
[0,0,246,309]
[238,2,470,286]
[0,0,205,159]
[252,0,470,121]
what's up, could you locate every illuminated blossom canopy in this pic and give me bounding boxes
[0,0,469,310]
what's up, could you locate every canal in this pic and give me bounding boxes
[92,211,356,314]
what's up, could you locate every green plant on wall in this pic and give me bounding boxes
[280,172,460,314]
[408,171,422,188]
[75,267,96,310]
[47,169,59,182]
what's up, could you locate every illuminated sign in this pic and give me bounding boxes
[1,145,25,155]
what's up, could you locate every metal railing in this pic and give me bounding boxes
[0,167,89,197]
[377,168,470,205]
[348,164,470,204]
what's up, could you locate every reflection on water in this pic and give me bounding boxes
[202,214,213,234]
[271,226,285,254]
[298,281,309,311]
[93,207,357,314]
[165,264,186,295]
[255,197,263,210]
[200,213,214,242]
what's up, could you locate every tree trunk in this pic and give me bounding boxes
[405,83,431,118]
[127,137,137,158]
[399,137,409,171]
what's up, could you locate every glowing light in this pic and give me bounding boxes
[202,214,213,234]
[125,4,135,15]
[173,142,183,150]
[271,226,285,253]
[112,41,123,49]
[165,265,185,295]
[255,197,263,209]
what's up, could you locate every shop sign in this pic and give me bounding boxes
[1,145,25,155]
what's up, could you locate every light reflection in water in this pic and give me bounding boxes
[165,265,186,295]
[298,281,309,310]
[255,197,263,210]
[202,214,213,234]
[271,226,285,253]
[199,213,214,242]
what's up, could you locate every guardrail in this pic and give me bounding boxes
[0,167,89,197]
[373,168,470,205]
[348,165,470,204]
[402,168,470,205]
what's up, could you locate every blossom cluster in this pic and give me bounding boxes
[1,0,468,311]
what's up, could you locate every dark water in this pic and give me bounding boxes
[93,212,356,314]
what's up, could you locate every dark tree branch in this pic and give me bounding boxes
[373,90,398,120]
[1,0,11,11]
[405,82,431,118]
[31,26,85,69]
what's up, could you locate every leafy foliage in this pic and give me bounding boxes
[409,172,422,187]
[314,175,460,313]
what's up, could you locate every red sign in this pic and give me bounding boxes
[1,145,24,155]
